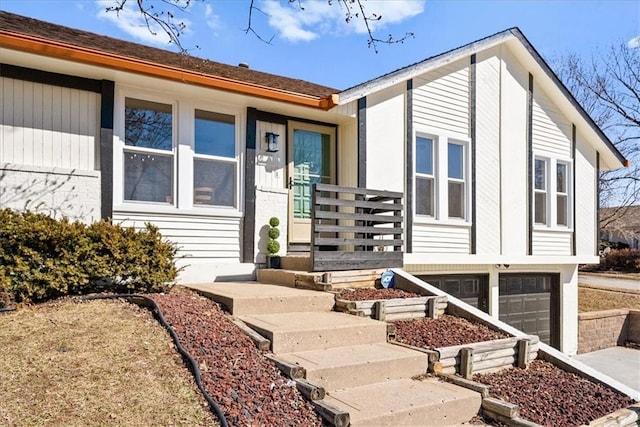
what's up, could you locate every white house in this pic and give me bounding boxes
[0,12,627,354]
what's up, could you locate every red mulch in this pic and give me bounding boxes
[474,360,635,427]
[150,291,322,427]
[338,287,421,301]
[393,314,509,349]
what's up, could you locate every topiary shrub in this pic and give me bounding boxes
[266,217,281,262]
[0,209,178,304]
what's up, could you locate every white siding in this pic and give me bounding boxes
[0,77,100,170]
[532,83,572,158]
[113,211,241,262]
[575,132,597,256]
[0,163,101,222]
[532,230,572,255]
[413,59,470,136]
[413,224,470,254]
[475,48,502,255]
[499,46,529,256]
[366,84,405,192]
[338,119,357,188]
[255,121,286,189]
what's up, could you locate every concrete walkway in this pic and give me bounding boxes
[573,347,640,392]
[186,281,482,426]
[579,273,640,292]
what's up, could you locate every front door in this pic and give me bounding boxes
[287,122,336,245]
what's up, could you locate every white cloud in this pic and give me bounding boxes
[204,4,222,30]
[261,0,425,43]
[95,0,190,46]
[628,36,640,49]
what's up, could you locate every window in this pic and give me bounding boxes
[556,162,568,226]
[448,142,465,219]
[533,157,571,228]
[193,110,237,207]
[416,136,435,216]
[414,132,469,221]
[119,95,239,211]
[534,158,547,224]
[124,98,173,203]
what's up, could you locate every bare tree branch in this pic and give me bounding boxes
[555,43,640,231]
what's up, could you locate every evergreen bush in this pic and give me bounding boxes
[0,209,178,304]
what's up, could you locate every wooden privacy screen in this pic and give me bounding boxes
[310,183,404,271]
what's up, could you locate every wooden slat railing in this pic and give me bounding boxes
[310,183,404,272]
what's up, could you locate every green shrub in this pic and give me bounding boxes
[269,217,280,227]
[267,239,280,255]
[268,227,280,240]
[0,209,178,304]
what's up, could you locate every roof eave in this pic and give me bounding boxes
[0,30,336,111]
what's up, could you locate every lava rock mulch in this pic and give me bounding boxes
[393,314,509,349]
[338,287,421,301]
[474,360,635,427]
[150,292,323,427]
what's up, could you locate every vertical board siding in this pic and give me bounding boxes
[413,224,471,254]
[113,212,241,261]
[413,59,470,135]
[0,77,99,170]
[475,50,502,255]
[532,230,572,256]
[532,83,572,158]
[255,121,286,189]
[575,134,597,255]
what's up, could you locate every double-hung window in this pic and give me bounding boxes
[415,132,469,222]
[534,158,547,224]
[415,136,435,216]
[193,110,237,208]
[124,98,174,203]
[447,142,465,219]
[533,156,571,228]
[120,94,239,211]
[556,162,568,226]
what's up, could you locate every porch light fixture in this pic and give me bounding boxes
[266,132,280,153]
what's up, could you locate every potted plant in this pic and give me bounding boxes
[266,216,281,269]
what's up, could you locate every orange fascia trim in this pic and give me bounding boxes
[0,31,336,110]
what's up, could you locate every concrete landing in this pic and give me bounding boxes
[278,342,429,390]
[239,311,387,353]
[185,282,335,315]
[323,377,481,427]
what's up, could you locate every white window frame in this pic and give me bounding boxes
[113,87,243,217]
[532,154,572,230]
[415,135,437,217]
[414,128,471,225]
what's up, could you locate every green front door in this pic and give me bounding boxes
[288,122,335,245]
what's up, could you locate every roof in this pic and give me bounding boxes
[338,28,627,169]
[0,11,338,108]
[601,206,640,230]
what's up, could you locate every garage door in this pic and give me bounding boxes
[499,274,559,348]
[417,274,489,313]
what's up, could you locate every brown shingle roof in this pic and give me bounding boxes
[0,11,338,99]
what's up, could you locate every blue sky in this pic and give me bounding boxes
[2,0,639,90]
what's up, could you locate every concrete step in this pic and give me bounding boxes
[185,282,335,315]
[280,254,311,271]
[323,378,481,427]
[256,269,328,290]
[277,342,429,390]
[239,311,387,353]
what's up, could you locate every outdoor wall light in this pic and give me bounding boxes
[266,132,280,153]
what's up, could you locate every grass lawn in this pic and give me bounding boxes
[578,287,640,313]
[0,299,216,427]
